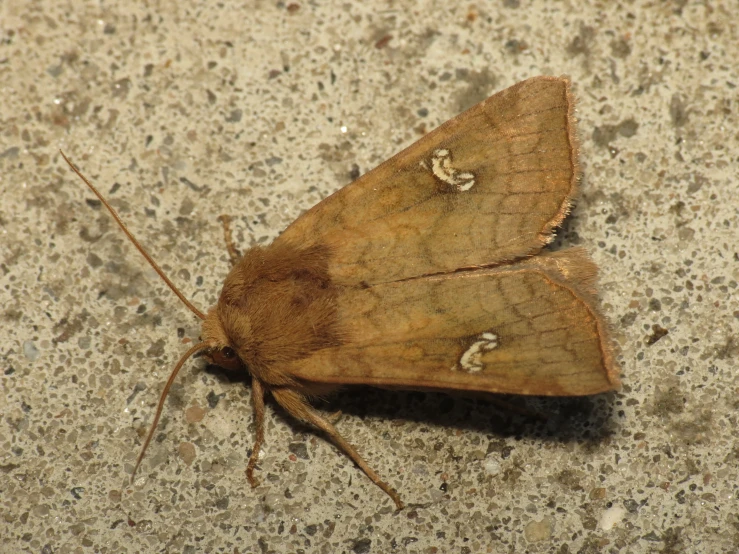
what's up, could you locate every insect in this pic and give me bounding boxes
[62,76,619,510]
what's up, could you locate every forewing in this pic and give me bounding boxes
[283,249,619,396]
[275,76,580,286]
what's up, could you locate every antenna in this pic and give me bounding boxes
[130,341,212,480]
[60,151,206,320]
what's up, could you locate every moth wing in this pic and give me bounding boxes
[275,76,580,286]
[283,249,619,395]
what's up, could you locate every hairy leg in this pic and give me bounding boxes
[271,387,404,510]
[246,378,266,487]
[218,214,241,266]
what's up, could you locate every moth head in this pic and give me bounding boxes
[206,346,242,372]
[201,306,244,372]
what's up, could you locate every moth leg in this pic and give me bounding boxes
[246,378,266,488]
[217,214,242,266]
[271,387,404,510]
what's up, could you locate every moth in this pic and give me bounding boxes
[62,76,619,510]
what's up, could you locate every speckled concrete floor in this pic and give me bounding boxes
[2,1,738,553]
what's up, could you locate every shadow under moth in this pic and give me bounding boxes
[62,76,619,510]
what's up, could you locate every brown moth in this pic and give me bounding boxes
[62,76,619,510]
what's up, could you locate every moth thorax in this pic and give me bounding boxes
[207,242,343,383]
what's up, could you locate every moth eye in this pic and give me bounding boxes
[206,346,242,372]
[221,347,236,359]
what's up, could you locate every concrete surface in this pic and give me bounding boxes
[2,1,738,552]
